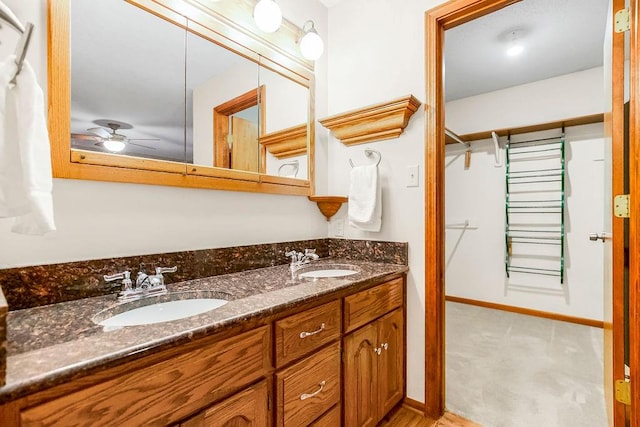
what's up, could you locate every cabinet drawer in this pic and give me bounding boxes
[275,300,341,367]
[344,278,403,333]
[180,380,269,427]
[21,326,271,426]
[275,341,341,427]
[309,404,341,427]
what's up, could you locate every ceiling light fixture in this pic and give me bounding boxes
[103,139,126,152]
[299,20,324,61]
[253,0,282,33]
[506,30,524,57]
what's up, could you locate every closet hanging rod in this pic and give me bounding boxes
[0,1,34,84]
[445,128,469,147]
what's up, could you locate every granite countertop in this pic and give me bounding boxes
[0,258,407,404]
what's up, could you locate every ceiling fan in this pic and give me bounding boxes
[71,120,160,153]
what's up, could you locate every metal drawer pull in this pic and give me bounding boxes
[300,380,326,400]
[299,323,325,338]
[375,343,389,356]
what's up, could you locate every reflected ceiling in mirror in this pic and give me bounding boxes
[70,0,187,162]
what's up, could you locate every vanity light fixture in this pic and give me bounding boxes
[103,139,126,152]
[299,20,324,61]
[506,30,524,57]
[253,0,282,33]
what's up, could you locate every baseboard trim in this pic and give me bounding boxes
[402,396,425,415]
[445,296,604,328]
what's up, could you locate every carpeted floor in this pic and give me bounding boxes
[445,301,607,427]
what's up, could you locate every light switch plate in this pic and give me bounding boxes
[333,218,345,237]
[407,165,419,187]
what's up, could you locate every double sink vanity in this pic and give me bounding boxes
[0,247,408,426]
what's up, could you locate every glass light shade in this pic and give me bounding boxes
[506,44,524,56]
[103,139,126,152]
[300,30,324,60]
[254,0,282,33]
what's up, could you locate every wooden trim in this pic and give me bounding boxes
[259,174,310,187]
[319,95,421,146]
[445,296,605,328]
[424,0,522,420]
[627,1,640,426]
[446,113,605,144]
[260,124,307,159]
[401,397,425,416]
[307,196,348,221]
[71,150,187,174]
[213,86,265,170]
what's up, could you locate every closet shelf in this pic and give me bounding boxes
[259,124,307,159]
[318,95,421,146]
[308,196,348,221]
[445,113,603,145]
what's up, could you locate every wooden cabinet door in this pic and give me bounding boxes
[343,322,378,427]
[181,380,269,427]
[376,309,404,420]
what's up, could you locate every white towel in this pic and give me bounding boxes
[0,55,56,235]
[348,164,382,232]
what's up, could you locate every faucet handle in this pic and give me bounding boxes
[155,266,177,275]
[104,271,131,282]
[304,248,317,255]
[285,250,299,261]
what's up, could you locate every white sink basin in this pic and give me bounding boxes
[298,267,359,279]
[95,295,228,328]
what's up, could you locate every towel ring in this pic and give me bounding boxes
[349,149,381,168]
[278,160,299,178]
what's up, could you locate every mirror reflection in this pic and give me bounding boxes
[70,0,310,179]
[70,0,186,163]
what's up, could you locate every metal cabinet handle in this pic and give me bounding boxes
[374,347,382,356]
[381,342,388,351]
[299,323,325,339]
[300,380,326,400]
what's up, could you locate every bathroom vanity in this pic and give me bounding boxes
[0,260,407,426]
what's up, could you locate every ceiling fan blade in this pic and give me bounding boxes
[87,127,110,139]
[128,138,161,141]
[127,141,157,150]
[71,133,102,141]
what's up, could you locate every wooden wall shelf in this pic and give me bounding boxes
[260,124,308,159]
[319,95,421,146]
[308,196,348,221]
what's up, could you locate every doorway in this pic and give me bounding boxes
[424,0,637,425]
[212,85,265,172]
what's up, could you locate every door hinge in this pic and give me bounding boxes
[615,379,631,405]
[614,194,630,218]
[615,8,630,33]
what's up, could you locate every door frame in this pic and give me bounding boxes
[423,1,639,424]
[212,85,266,171]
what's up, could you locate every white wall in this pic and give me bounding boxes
[445,126,605,321]
[446,67,605,134]
[444,69,606,321]
[326,0,454,404]
[0,0,329,269]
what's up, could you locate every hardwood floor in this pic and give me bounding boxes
[381,406,480,427]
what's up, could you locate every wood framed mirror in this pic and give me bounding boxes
[48,0,315,195]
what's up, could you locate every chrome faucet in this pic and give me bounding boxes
[104,265,177,302]
[286,248,319,275]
